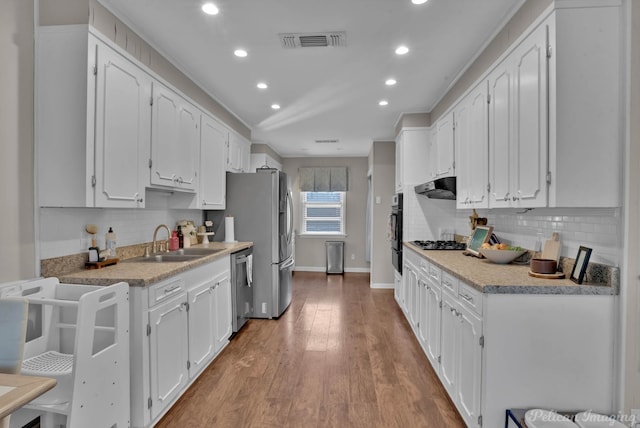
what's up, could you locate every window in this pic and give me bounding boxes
[301,192,345,235]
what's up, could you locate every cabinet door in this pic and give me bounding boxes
[435,112,455,178]
[467,82,489,208]
[456,303,483,427]
[488,64,513,208]
[151,82,198,190]
[409,263,419,328]
[148,293,189,420]
[213,270,232,353]
[512,23,548,208]
[417,277,429,346]
[454,100,471,208]
[425,281,441,372]
[94,42,150,208]
[151,82,180,187]
[175,103,199,190]
[439,291,458,397]
[187,281,215,378]
[394,271,404,307]
[200,115,227,209]
[226,133,243,173]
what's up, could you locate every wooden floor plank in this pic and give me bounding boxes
[156,272,464,428]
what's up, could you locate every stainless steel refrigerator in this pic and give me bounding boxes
[225,169,294,318]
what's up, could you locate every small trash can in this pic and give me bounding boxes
[325,241,344,274]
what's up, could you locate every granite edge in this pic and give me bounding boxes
[57,242,253,287]
[404,242,618,295]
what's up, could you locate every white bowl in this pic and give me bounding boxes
[479,248,527,264]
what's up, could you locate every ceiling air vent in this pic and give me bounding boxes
[315,139,340,144]
[279,32,347,49]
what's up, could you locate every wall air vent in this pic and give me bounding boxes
[279,32,347,49]
[315,139,340,144]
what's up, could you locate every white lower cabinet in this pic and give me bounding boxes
[187,280,216,376]
[456,299,483,426]
[212,269,232,353]
[130,256,232,428]
[394,270,403,307]
[400,246,615,428]
[440,289,459,399]
[148,291,189,421]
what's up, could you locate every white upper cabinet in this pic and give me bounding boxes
[37,27,149,208]
[434,112,455,179]
[455,81,489,209]
[488,21,548,209]
[199,114,227,209]
[227,132,251,173]
[546,5,621,207]
[150,82,199,191]
[395,128,431,192]
[94,38,151,208]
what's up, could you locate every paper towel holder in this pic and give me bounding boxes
[224,215,238,243]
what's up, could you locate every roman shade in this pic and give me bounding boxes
[299,167,348,192]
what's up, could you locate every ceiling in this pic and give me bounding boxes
[100,0,525,157]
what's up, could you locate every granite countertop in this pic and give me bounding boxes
[59,242,253,287]
[404,242,617,295]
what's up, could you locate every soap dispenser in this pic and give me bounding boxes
[105,227,117,259]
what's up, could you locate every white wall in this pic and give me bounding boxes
[282,157,369,272]
[0,0,36,281]
[39,207,203,260]
[369,141,395,287]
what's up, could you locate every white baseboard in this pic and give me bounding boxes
[370,282,394,289]
[294,266,371,273]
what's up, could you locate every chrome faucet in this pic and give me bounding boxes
[152,224,171,254]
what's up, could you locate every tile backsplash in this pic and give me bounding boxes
[39,207,207,261]
[402,188,621,266]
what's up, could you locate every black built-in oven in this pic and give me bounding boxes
[390,193,403,274]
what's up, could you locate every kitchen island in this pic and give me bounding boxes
[400,242,616,428]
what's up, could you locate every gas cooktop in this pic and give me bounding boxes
[411,240,467,251]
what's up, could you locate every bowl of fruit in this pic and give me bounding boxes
[479,243,527,264]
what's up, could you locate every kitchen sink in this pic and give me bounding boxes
[178,248,225,256]
[124,254,204,263]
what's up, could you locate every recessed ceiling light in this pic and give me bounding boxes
[395,45,409,55]
[271,104,281,110]
[257,82,268,89]
[412,0,428,4]
[385,78,397,86]
[234,49,248,58]
[201,2,219,15]
[378,100,389,106]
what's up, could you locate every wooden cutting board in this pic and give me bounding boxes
[541,232,561,262]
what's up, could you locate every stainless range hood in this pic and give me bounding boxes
[414,177,457,200]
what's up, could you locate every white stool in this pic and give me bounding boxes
[525,409,579,428]
[574,411,626,428]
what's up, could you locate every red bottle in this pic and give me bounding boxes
[169,230,179,251]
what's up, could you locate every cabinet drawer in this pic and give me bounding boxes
[148,277,185,307]
[458,281,482,315]
[441,271,458,296]
[428,264,441,284]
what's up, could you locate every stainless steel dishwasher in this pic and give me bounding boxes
[231,247,253,333]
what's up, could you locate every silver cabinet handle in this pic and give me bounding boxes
[503,192,510,201]
[164,285,181,294]
[460,293,473,302]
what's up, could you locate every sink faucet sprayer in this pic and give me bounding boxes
[152,224,171,254]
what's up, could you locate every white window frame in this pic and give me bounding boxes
[300,191,346,237]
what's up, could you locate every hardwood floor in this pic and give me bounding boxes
[156,272,464,428]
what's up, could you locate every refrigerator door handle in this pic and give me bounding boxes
[279,257,295,270]
[286,190,294,245]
